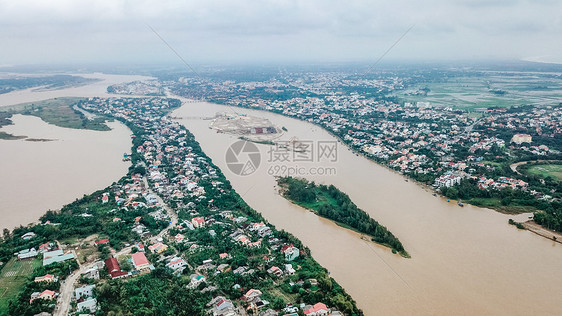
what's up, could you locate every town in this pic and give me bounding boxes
[0,97,360,316]
[163,68,562,233]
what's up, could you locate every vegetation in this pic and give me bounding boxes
[1,98,111,132]
[0,75,97,94]
[278,176,409,257]
[0,258,41,314]
[525,163,562,181]
[0,97,363,315]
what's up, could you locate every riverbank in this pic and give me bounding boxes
[277,176,409,258]
[173,98,562,315]
[521,220,562,244]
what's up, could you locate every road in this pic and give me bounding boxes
[54,175,177,315]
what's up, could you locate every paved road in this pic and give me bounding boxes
[54,174,178,315]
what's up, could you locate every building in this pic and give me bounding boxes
[34,274,56,283]
[281,245,299,261]
[42,249,75,266]
[303,303,330,316]
[434,173,462,188]
[189,274,206,288]
[192,216,205,228]
[38,243,53,253]
[21,232,36,240]
[148,242,168,254]
[17,248,38,260]
[208,296,237,316]
[77,298,97,313]
[166,257,187,272]
[131,252,151,271]
[104,257,128,279]
[75,284,95,300]
[243,289,262,302]
[30,290,56,303]
[511,133,532,144]
[95,238,110,246]
[267,266,283,277]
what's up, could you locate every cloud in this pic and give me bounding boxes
[0,0,561,64]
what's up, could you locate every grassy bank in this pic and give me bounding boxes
[278,176,409,258]
[4,98,110,131]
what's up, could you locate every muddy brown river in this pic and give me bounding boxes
[173,100,562,316]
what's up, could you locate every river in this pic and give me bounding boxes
[0,73,150,230]
[172,100,562,315]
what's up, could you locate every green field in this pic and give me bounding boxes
[0,98,110,138]
[395,74,562,111]
[527,164,562,181]
[0,258,40,314]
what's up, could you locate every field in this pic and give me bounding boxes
[1,97,110,133]
[0,258,40,313]
[526,164,562,181]
[395,72,562,111]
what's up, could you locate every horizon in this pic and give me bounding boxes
[1,0,562,66]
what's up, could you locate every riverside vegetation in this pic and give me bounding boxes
[277,177,408,258]
[0,97,363,316]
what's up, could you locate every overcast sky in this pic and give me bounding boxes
[1,0,561,66]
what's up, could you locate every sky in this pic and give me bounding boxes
[1,0,561,66]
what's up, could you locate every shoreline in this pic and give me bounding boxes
[197,99,561,242]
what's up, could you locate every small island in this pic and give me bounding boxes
[277,177,409,258]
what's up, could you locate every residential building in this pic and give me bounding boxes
[17,248,38,260]
[75,284,95,300]
[34,274,56,283]
[104,257,128,279]
[131,252,151,271]
[303,303,330,316]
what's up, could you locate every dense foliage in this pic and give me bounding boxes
[278,177,408,257]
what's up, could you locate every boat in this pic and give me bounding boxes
[432,193,437,196]
[458,201,464,207]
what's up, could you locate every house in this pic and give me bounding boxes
[95,239,110,246]
[77,298,97,313]
[136,243,145,252]
[174,233,186,242]
[303,303,330,316]
[281,245,299,261]
[284,264,295,275]
[216,263,230,273]
[189,274,206,288]
[17,248,38,260]
[30,289,56,303]
[148,242,168,254]
[82,266,100,280]
[43,249,76,266]
[131,252,151,271]
[166,257,187,272]
[34,274,56,283]
[192,216,205,228]
[104,257,128,279]
[75,284,95,300]
[38,243,52,253]
[267,266,283,277]
[434,173,462,188]
[21,232,36,240]
[243,289,262,302]
[208,296,237,316]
